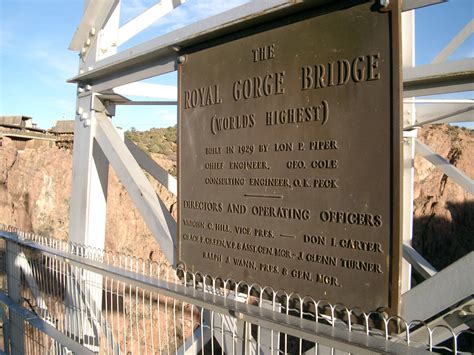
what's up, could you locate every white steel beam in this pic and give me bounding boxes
[402,243,437,280]
[68,94,108,351]
[432,19,474,64]
[94,1,121,62]
[118,0,186,46]
[5,241,24,354]
[95,114,176,264]
[402,0,445,11]
[88,54,177,94]
[415,139,474,195]
[406,298,473,347]
[176,324,211,355]
[69,0,118,51]
[401,252,474,322]
[125,138,177,195]
[68,0,332,85]
[114,82,177,99]
[405,104,474,128]
[401,10,416,294]
[17,252,50,318]
[0,232,433,355]
[69,95,109,249]
[0,292,95,355]
[403,58,474,97]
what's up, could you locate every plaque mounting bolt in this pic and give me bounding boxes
[235,312,244,320]
[177,55,187,64]
[380,0,390,7]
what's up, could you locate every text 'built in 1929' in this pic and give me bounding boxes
[178,0,402,313]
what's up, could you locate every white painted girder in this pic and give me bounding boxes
[68,0,330,84]
[403,58,474,97]
[114,82,177,100]
[125,138,177,195]
[118,0,186,46]
[69,95,109,249]
[402,252,474,322]
[69,0,118,51]
[415,139,474,195]
[402,243,437,280]
[95,114,176,264]
[412,104,474,127]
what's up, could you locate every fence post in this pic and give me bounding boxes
[5,240,24,354]
[0,304,11,355]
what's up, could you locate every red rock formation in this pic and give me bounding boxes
[0,137,174,265]
[413,124,473,270]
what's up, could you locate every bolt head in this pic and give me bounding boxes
[234,312,244,320]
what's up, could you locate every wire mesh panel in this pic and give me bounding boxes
[0,228,471,354]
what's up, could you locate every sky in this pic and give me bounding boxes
[0,0,472,131]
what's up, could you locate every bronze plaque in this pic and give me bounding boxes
[178,0,401,313]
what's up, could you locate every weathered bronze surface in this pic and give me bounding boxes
[178,0,401,313]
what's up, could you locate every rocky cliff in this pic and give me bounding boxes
[413,125,473,270]
[0,124,472,270]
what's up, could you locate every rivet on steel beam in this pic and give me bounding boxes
[83,118,91,127]
[89,27,96,36]
[172,46,181,52]
[235,312,244,320]
[380,0,390,7]
[85,38,91,47]
[85,84,92,91]
[77,87,85,94]
[80,47,87,56]
[80,112,89,121]
[77,107,84,116]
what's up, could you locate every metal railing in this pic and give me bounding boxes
[0,226,472,354]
